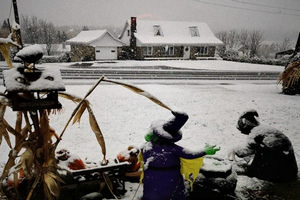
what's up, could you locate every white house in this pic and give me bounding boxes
[119,18,223,60]
[67,30,125,61]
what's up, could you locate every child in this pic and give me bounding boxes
[140,111,219,200]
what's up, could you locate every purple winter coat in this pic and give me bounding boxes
[141,141,206,200]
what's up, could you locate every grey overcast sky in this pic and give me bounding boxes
[1,0,300,40]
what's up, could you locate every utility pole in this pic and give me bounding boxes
[12,0,20,24]
[12,0,23,48]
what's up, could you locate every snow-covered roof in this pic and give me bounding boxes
[134,19,224,46]
[67,30,107,44]
[67,30,124,47]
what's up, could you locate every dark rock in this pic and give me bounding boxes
[190,157,237,200]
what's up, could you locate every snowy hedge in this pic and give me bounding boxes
[40,52,71,63]
[223,56,288,66]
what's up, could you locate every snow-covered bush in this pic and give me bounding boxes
[224,49,239,58]
[41,52,70,63]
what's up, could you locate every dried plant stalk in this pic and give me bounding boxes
[278,59,300,89]
[0,44,14,69]
[87,106,106,161]
[26,176,40,200]
[44,171,64,199]
[73,100,89,124]
[0,35,21,69]
[57,92,107,162]
[15,148,34,177]
[0,104,12,148]
[56,76,104,145]
[103,79,172,111]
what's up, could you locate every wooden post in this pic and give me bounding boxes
[12,0,23,48]
[12,0,20,24]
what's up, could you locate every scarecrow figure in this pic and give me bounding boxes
[233,109,298,182]
[140,111,220,200]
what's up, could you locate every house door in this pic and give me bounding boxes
[183,46,190,59]
[95,47,118,60]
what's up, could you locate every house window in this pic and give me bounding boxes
[127,30,130,36]
[143,46,153,56]
[196,46,208,55]
[153,25,163,36]
[161,45,174,56]
[189,26,200,37]
[169,46,174,55]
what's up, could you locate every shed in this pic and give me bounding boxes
[67,30,124,61]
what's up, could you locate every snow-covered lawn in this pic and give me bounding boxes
[46,80,299,163]
[0,60,298,199]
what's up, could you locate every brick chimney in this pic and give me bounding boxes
[130,17,137,48]
[129,17,137,59]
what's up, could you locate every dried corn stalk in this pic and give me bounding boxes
[0,104,12,149]
[42,158,64,200]
[0,34,21,69]
[103,79,172,111]
[87,106,106,161]
[57,92,107,163]
[278,59,300,89]
[0,39,65,199]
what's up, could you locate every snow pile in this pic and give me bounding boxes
[201,157,232,174]
[0,37,15,45]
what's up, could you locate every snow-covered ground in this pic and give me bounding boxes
[0,60,299,199]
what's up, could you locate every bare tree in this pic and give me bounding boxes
[279,37,292,51]
[216,31,227,45]
[227,30,238,49]
[40,20,57,55]
[217,29,263,58]
[21,16,40,44]
[249,30,263,58]
[239,29,249,55]
[215,31,228,56]
[21,16,61,55]
[216,30,241,50]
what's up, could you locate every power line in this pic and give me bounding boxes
[231,0,300,12]
[192,0,300,17]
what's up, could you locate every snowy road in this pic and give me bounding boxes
[59,65,280,80]
[0,60,284,82]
